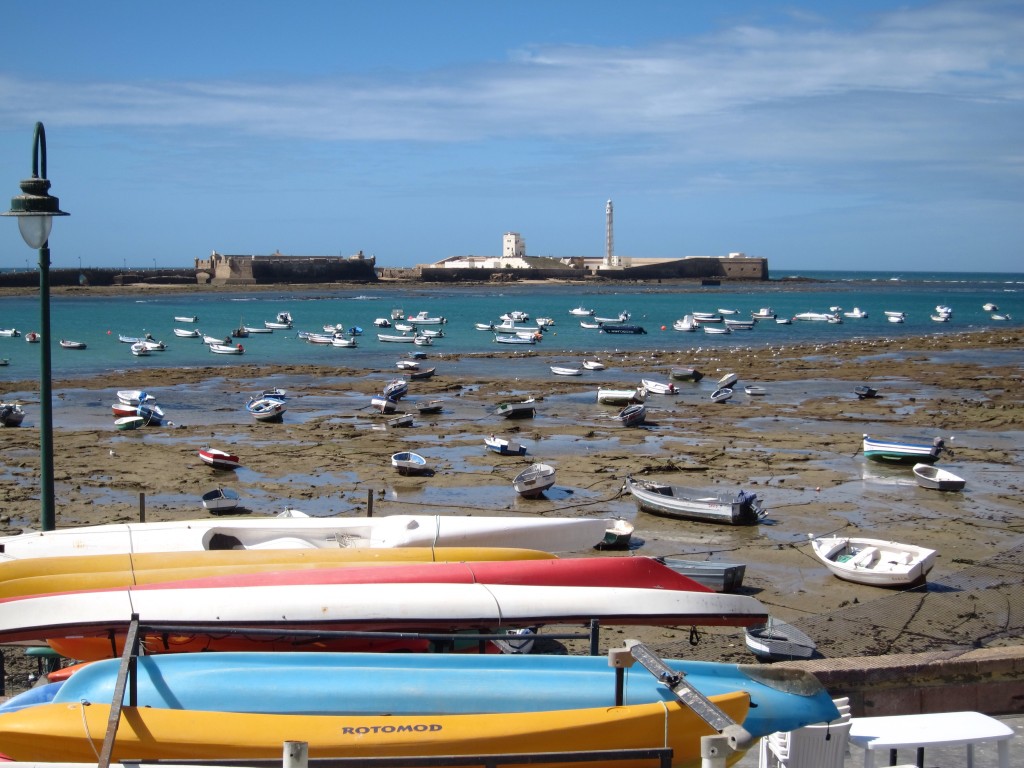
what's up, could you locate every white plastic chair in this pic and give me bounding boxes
[758,697,852,768]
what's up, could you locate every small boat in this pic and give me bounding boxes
[114,415,145,431]
[174,315,198,323]
[118,333,154,344]
[702,325,731,335]
[615,402,647,427]
[991,313,1011,321]
[595,518,634,550]
[261,388,287,400]
[912,463,966,491]
[596,386,646,406]
[485,435,526,456]
[495,399,536,419]
[599,324,647,335]
[843,307,868,319]
[406,312,446,326]
[117,390,154,406]
[594,311,631,324]
[625,476,766,525]
[751,308,776,320]
[808,534,937,587]
[930,314,950,322]
[198,447,241,470]
[0,403,26,428]
[854,385,878,399]
[332,335,358,348]
[413,335,433,346]
[744,617,817,662]
[717,372,738,388]
[0,329,20,337]
[550,365,582,376]
[886,314,905,323]
[775,317,792,325]
[862,434,946,465]
[718,308,738,316]
[373,317,391,328]
[419,328,445,338]
[692,312,721,323]
[110,401,138,418]
[723,319,756,330]
[493,333,536,345]
[209,343,245,355]
[792,312,835,322]
[416,398,444,414]
[743,385,767,396]
[513,463,556,498]
[983,302,999,311]
[136,404,167,427]
[263,311,293,330]
[409,366,436,380]
[203,334,230,345]
[568,306,594,316]
[474,321,496,331]
[673,315,699,331]
[640,378,675,395]
[173,328,201,338]
[669,366,704,382]
[396,359,420,370]
[58,339,87,349]
[231,326,249,338]
[387,413,414,428]
[582,359,606,371]
[201,488,242,514]
[884,310,905,319]
[657,558,746,593]
[139,339,166,352]
[243,325,273,334]
[371,395,398,414]
[535,317,555,327]
[579,320,601,329]
[391,451,429,475]
[500,310,530,322]
[0,358,8,366]
[382,378,408,399]
[710,387,733,403]
[24,331,40,343]
[130,342,150,356]
[245,397,286,422]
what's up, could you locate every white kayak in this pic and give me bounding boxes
[0,581,769,645]
[0,514,613,561]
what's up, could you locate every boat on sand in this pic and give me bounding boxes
[513,463,556,498]
[808,534,937,587]
[625,476,765,525]
[912,463,966,491]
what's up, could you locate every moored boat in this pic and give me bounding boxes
[669,366,704,382]
[0,402,26,428]
[912,463,966,491]
[198,447,241,470]
[58,339,87,349]
[201,488,242,514]
[640,378,675,395]
[710,387,733,403]
[744,617,817,662]
[582,359,606,370]
[596,386,646,406]
[245,396,286,422]
[209,342,245,355]
[495,398,536,419]
[485,434,526,456]
[854,385,878,399]
[173,328,201,338]
[114,415,145,431]
[550,365,582,376]
[808,534,937,587]
[416,398,444,414]
[614,402,647,427]
[116,390,154,406]
[513,463,556,498]
[625,476,766,525]
[657,557,746,593]
[391,451,429,475]
[862,434,946,464]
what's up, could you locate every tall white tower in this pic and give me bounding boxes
[605,199,614,267]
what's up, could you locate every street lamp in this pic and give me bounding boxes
[2,122,69,531]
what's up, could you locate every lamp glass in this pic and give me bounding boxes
[18,214,52,249]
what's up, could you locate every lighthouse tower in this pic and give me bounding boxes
[604,199,617,267]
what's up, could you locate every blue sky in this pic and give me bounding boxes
[1,0,1022,272]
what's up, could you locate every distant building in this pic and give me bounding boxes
[195,250,377,285]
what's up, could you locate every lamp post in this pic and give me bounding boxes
[3,122,69,531]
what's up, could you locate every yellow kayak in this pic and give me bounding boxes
[0,693,750,767]
[0,547,555,600]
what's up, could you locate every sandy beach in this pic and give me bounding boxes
[2,323,1023,691]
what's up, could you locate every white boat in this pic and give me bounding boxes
[983,302,998,312]
[243,325,273,334]
[594,311,631,323]
[413,335,433,346]
[884,310,905,319]
[263,320,292,330]
[0,329,20,337]
[912,463,966,491]
[116,390,155,406]
[793,312,835,322]
[991,313,1011,321]
[391,451,429,475]
[808,535,937,587]
[203,334,230,345]
[396,359,420,370]
[371,395,398,413]
[615,403,647,427]
[513,463,556,498]
[377,333,416,343]
[702,325,731,335]
[139,339,166,351]
[0,514,616,560]
[550,365,582,376]
[886,314,905,324]
[568,306,594,316]
[201,488,242,514]
[843,307,868,319]
[500,310,530,322]
[717,372,738,388]
[495,399,536,419]
[130,342,150,356]
[245,396,286,421]
[596,386,646,406]
[723,319,756,330]
[710,387,733,403]
[930,314,950,322]
[775,317,792,325]
[387,413,414,429]
[582,359,606,371]
[474,321,496,331]
[393,323,414,332]
[209,343,245,355]
[173,328,201,338]
[535,317,555,327]
[331,335,357,348]
[373,318,391,328]
[0,402,26,428]
[745,617,817,662]
[493,333,535,345]
[406,311,446,325]
[416,398,445,414]
[625,476,766,525]
[691,312,721,323]
[485,435,526,456]
[672,315,698,332]
[751,308,776,320]
[579,320,601,329]
[58,339,87,349]
[744,385,767,396]
[640,378,675,395]
[114,415,145,431]
[174,315,198,323]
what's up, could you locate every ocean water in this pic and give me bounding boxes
[0,270,1020,383]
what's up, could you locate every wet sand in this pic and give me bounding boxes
[2,326,1023,688]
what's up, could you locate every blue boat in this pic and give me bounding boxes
[5,651,839,739]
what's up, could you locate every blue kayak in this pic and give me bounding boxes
[18,651,838,738]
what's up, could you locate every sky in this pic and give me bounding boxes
[1,1,1022,273]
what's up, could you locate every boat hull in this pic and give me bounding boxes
[862,435,944,465]
[912,463,966,491]
[626,476,764,525]
[810,536,937,587]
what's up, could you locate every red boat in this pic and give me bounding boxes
[198,447,241,470]
[111,402,137,418]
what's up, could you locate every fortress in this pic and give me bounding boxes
[194,250,377,286]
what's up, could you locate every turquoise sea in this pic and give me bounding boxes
[1,270,1021,383]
